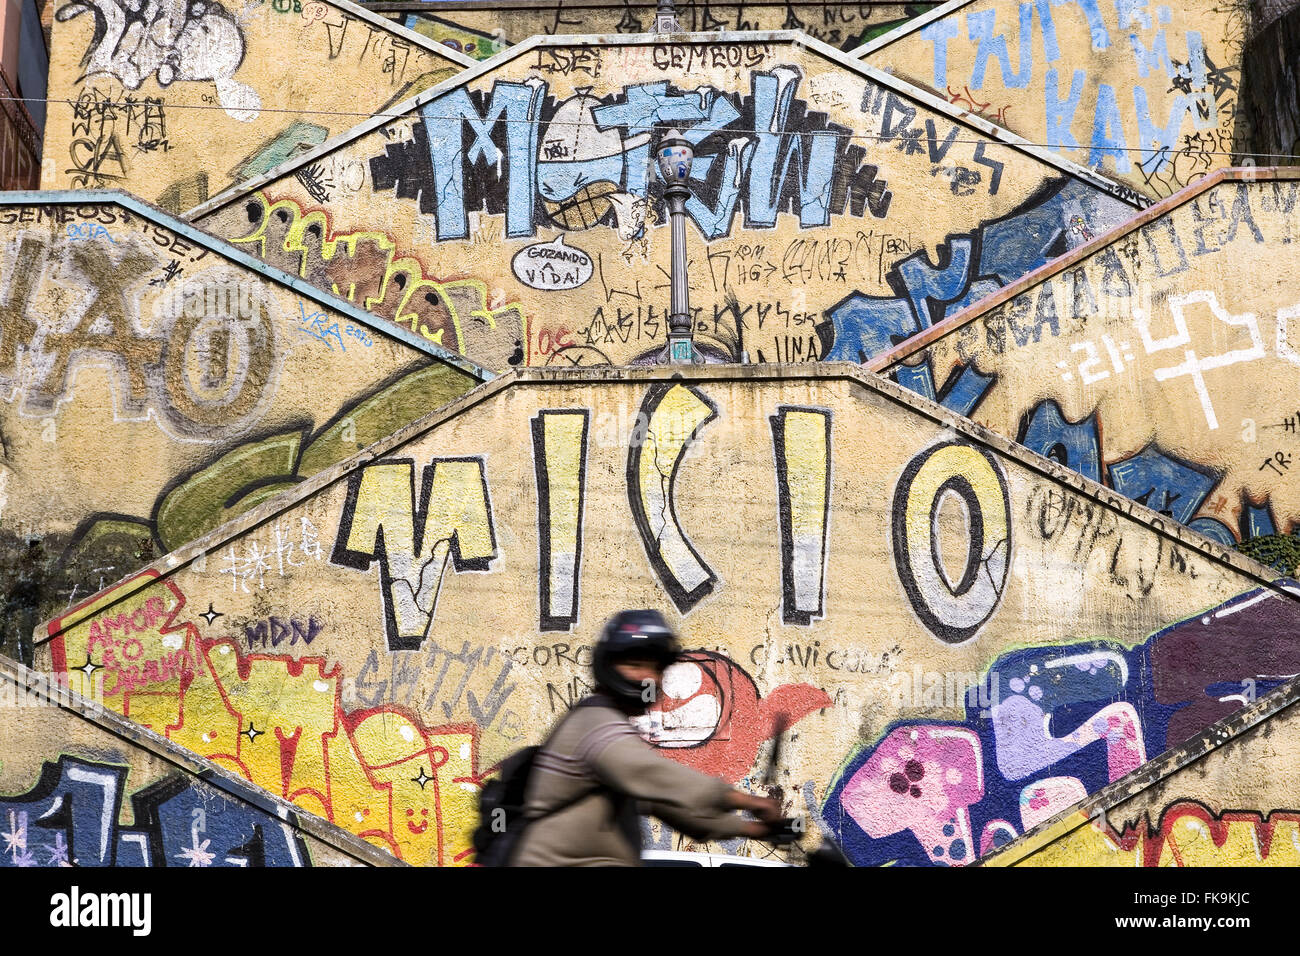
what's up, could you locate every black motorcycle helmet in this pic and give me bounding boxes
[593,609,682,708]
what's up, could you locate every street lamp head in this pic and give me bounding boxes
[657,130,693,185]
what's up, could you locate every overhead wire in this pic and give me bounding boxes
[2,93,1286,161]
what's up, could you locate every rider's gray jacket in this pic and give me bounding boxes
[512,694,751,866]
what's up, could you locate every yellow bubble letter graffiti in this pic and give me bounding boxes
[891,442,1011,644]
[627,384,718,613]
[532,410,590,631]
[332,457,497,649]
[771,406,832,625]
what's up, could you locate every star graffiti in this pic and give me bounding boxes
[201,603,225,627]
[2,810,26,856]
[176,836,215,867]
[75,658,100,679]
[45,834,69,866]
[242,722,263,744]
[411,767,432,789]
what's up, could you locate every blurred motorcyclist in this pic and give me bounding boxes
[512,609,783,866]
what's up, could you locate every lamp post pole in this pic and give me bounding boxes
[657,130,700,365]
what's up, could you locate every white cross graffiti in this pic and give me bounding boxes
[1134,290,1265,430]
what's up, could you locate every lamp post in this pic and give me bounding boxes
[657,130,700,365]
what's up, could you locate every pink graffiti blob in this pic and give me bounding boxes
[841,725,983,866]
[1018,776,1088,831]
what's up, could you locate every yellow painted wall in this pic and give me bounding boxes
[192,35,1142,374]
[876,172,1300,546]
[41,0,469,210]
[0,658,370,866]
[388,1,935,60]
[862,0,1250,200]
[33,367,1300,866]
[0,198,479,662]
[992,693,1300,866]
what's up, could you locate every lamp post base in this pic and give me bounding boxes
[658,329,704,365]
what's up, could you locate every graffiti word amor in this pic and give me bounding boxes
[81,592,193,698]
[53,580,486,865]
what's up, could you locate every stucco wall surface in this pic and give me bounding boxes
[384,1,935,59]
[188,33,1143,375]
[41,0,471,210]
[874,170,1300,548]
[0,655,390,866]
[859,0,1251,200]
[31,365,1300,867]
[0,195,482,663]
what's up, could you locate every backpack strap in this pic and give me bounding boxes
[522,696,622,821]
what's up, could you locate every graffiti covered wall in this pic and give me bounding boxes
[0,195,482,664]
[859,0,1250,200]
[872,170,1300,548]
[190,34,1142,373]
[384,1,936,60]
[33,365,1300,866]
[821,578,1300,864]
[42,0,472,210]
[985,678,1300,866]
[0,656,387,866]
